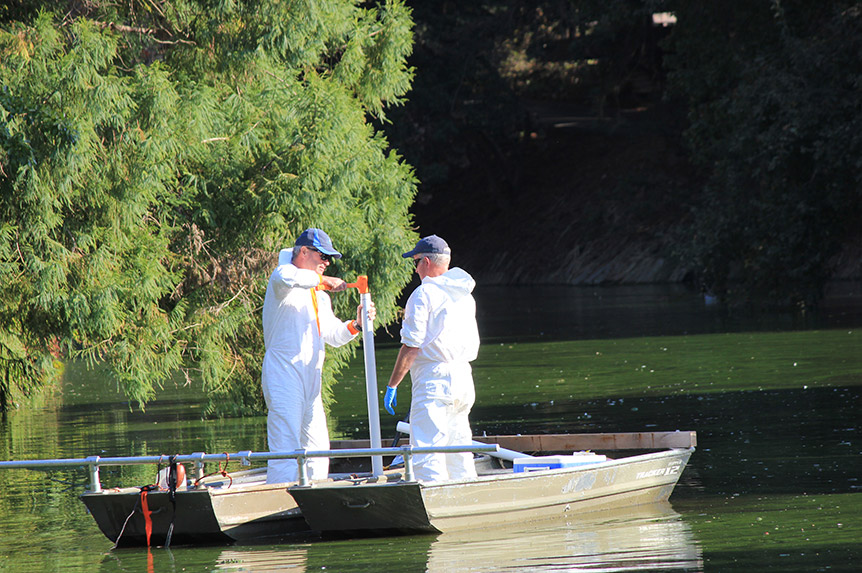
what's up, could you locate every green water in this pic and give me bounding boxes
[1,284,861,571]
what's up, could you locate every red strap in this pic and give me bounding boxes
[141,490,153,547]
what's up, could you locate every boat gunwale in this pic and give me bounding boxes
[333,446,696,491]
[294,447,693,493]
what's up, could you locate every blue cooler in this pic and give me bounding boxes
[513,452,606,473]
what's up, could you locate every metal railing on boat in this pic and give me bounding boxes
[0,443,500,491]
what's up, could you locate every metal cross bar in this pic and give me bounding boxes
[0,444,500,490]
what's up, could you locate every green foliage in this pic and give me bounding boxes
[662,1,862,306]
[0,1,417,414]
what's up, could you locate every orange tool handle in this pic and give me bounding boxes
[345,275,369,294]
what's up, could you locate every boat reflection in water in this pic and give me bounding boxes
[423,503,702,572]
[214,547,308,572]
[205,503,702,572]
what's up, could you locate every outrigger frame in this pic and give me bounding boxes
[0,443,500,492]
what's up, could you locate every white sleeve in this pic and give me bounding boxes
[400,287,430,348]
[270,264,321,299]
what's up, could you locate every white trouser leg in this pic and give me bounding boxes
[410,397,451,482]
[262,361,331,484]
[302,393,330,480]
[409,362,476,482]
[446,389,477,479]
[265,397,302,485]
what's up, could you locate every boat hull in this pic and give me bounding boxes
[291,448,693,534]
[81,481,306,547]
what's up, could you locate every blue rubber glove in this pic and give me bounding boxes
[384,386,397,415]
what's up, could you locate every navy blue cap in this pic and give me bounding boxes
[402,235,451,258]
[295,228,342,259]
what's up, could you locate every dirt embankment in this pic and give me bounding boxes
[412,101,698,286]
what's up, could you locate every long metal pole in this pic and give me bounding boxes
[356,277,384,476]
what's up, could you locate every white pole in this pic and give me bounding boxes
[357,281,384,477]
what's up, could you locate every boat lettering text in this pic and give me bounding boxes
[635,461,681,480]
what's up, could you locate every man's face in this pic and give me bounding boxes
[413,255,427,279]
[297,246,332,273]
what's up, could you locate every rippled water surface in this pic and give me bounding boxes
[1,283,861,572]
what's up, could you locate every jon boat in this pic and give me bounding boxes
[0,430,695,545]
[289,430,696,535]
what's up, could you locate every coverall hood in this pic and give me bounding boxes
[278,248,293,266]
[423,267,475,302]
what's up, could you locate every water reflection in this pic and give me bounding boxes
[216,548,308,571]
[423,504,702,572]
[187,504,701,572]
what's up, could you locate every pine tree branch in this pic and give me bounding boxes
[62,1,194,45]
[144,0,168,21]
[93,20,195,45]
[212,287,246,316]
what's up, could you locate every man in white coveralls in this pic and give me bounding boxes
[383,235,480,481]
[262,228,375,484]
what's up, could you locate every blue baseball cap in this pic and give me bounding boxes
[295,228,342,259]
[402,235,451,258]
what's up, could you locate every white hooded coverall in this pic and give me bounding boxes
[401,267,480,482]
[261,250,357,484]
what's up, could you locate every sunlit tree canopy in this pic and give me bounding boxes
[0,0,417,413]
